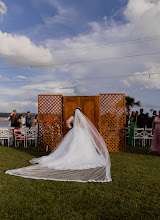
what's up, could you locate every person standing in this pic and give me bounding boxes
[128,111,138,145]
[26,111,32,128]
[15,115,22,128]
[149,110,160,154]
[9,110,18,127]
[146,113,152,128]
[126,109,130,127]
[34,115,38,126]
[137,108,146,128]
[151,110,158,126]
[21,115,26,127]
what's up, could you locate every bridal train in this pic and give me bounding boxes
[5,109,112,183]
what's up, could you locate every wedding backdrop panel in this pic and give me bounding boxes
[38,95,62,151]
[38,94,126,152]
[99,94,126,152]
[63,96,99,136]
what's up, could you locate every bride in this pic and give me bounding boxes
[6,108,112,182]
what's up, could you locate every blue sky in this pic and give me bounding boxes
[0,0,128,44]
[0,0,160,113]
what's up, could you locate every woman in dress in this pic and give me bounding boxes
[128,111,138,145]
[149,110,160,154]
[6,108,111,182]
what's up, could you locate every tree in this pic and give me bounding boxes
[125,96,141,109]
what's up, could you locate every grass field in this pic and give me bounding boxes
[0,145,160,220]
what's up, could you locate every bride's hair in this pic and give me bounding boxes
[75,107,81,111]
[73,107,81,116]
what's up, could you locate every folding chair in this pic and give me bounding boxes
[14,128,26,148]
[133,128,145,146]
[144,128,153,146]
[0,127,12,147]
[26,127,37,147]
[126,127,130,138]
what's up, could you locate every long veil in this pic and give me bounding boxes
[6,109,112,182]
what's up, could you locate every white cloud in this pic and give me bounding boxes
[0,101,38,113]
[74,84,88,95]
[1,0,160,112]
[0,0,7,21]
[42,0,79,26]
[16,75,27,79]
[119,0,160,90]
[124,0,160,35]
[43,0,160,111]
[0,31,54,67]
[121,71,160,89]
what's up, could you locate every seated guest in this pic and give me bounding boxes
[26,111,32,128]
[137,108,146,128]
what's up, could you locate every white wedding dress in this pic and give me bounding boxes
[6,109,112,182]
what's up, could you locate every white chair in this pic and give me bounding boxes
[9,127,14,146]
[144,128,153,146]
[126,127,130,138]
[26,127,37,147]
[14,128,26,148]
[133,128,145,146]
[0,127,13,147]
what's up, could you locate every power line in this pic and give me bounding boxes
[1,35,160,62]
[0,72,159,84]
[17,50,160,68]
[48,35,160,55]
[1,50,160,70]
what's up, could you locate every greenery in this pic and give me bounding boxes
[0,145,160,220]
[125,96,141,109]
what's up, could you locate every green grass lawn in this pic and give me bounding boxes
[0,145,160,220]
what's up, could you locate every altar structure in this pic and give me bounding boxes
[38,94,126,152]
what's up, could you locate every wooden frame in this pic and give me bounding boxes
[99,93,126,152]
[38,94,126,152]
[38,95,62,151]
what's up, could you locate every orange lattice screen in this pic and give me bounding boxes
[38,95,62,151]
[99,94,126,152]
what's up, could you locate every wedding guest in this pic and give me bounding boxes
[9,110,18,127]
[149,110,160,154]
[8,113,11,127]
[146,113,152,128]
[15,115,21,128]
[128,111,138,145]
[153,110,157,118]
[34,115,38,125]
[26,111,32,128]
[21,115,26,127]
[151,110,158,125]
[137,108,146,128]
[126,109,130,127]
